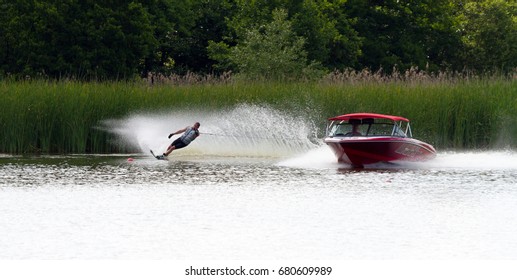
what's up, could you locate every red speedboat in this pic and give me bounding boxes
[324,113,436,167]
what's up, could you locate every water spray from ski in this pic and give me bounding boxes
[101,104,321,158]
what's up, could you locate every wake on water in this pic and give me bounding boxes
[101,104,517,170]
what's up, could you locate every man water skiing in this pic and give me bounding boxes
[152,122,200,160]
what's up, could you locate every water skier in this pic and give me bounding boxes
[153,122,200,160]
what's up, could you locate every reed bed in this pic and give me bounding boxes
[1,74,516,154]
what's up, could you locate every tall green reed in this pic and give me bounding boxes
[0,77,515,154]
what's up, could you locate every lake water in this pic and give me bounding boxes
[1,106,517,261]
[1,149,517,260]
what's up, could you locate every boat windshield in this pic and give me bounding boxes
[328,120,408,137]
[391,124,407,137]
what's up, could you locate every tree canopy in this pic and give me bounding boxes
[0,0,515,80]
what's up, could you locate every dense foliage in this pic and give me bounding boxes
[1,0,516,80]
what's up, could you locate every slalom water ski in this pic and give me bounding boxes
[150,150,168,160]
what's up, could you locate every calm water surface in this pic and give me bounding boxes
[1,149,517,259]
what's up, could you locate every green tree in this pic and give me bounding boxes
[2,0,515,79]
[456,0,517,73]
[77,1,157,79]
[140,0,238,76]
[169,0,236,74]
[140,0,197,76]
[291,0,361,70]
[216,0,361,72]
[343,0,461,72]
[0,0,42,76]
[228,8,322,81]
[0,0,173,79]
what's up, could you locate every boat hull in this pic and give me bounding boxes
[324,136,436,167]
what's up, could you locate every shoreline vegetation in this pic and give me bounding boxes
[1,69,516,154]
